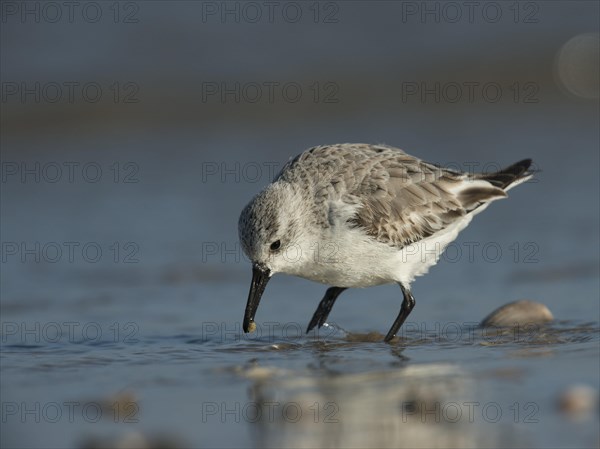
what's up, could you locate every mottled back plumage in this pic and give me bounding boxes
[271,143,526,249]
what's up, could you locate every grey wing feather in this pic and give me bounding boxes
[349,158,464,247]
[336,144,506,248]
[276,143,510,248]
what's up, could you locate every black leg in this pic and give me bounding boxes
[384,284,416,342]
[306,287,347,333]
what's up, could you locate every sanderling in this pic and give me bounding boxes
[238,143,533,342]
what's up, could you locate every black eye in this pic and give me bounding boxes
[270,240,281,251]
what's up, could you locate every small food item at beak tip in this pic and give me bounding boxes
[248,321,257,333]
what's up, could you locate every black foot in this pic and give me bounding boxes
[384,284,416,342]
[306,287,346,333]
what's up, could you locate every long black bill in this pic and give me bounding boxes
[242,264,271,333]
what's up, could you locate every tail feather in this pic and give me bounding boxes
[454,159,534,212]
[479,159,533,190]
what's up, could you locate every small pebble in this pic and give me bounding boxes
[558,385,599,415]
[248,321,257,333]
[480,300,553,327]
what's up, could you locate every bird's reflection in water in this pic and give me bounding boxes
[238,360,516,448]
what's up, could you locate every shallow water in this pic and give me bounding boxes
[2,1,599,447]
[2,313,599,448]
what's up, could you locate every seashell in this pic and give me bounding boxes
[558,385,599,414]
[481,300,553,327]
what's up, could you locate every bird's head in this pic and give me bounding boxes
[238,181,310,333]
